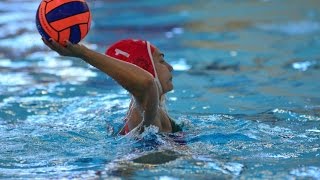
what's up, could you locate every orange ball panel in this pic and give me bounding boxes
[79,24,88,39]
[58,28,70,45]
[38,1,58,41]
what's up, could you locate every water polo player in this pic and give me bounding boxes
[43,39,182,135]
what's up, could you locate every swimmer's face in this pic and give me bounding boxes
[153,48,174,94]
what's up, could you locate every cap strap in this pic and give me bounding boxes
[147,41,163,96]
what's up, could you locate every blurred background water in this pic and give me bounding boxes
[0,0,320,179]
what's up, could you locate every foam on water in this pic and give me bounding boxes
[290,166,320,179]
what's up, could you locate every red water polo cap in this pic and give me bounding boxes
[105,39,157,78]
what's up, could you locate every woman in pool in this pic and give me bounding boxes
[43,38,182,135]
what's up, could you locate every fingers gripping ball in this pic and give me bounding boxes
[36,0,91,45]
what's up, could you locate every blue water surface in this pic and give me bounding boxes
[0,0,320,179]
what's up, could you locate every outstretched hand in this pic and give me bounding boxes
[42,38,88,58]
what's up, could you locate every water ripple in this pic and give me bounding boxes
[256,21,320,35]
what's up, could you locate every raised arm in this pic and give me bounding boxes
[43,39,160,128]
[43,39,157,102]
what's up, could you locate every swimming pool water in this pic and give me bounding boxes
[0,0,320,179]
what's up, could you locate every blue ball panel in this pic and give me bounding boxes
[69,25,81,44]
[46,1,89,23]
